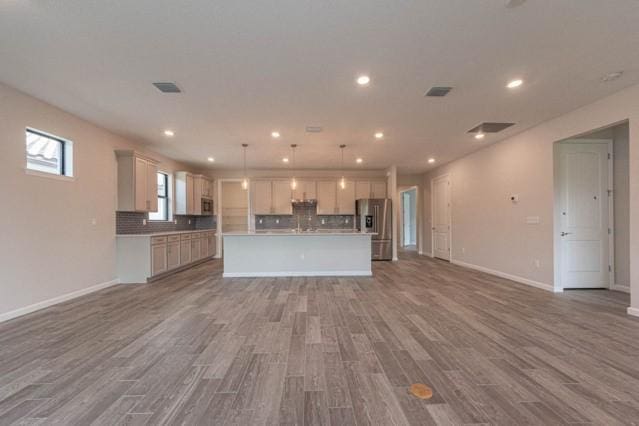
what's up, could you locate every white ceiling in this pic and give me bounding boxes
[1,0,638,173]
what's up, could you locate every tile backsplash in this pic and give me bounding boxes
[255,203,355,230]
[116,211,216,234]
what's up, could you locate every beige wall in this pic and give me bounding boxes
[613,124,630,289]
[422,83,638,312]
[0,83,191,318]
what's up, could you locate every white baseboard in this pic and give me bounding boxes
[223,270,372,278]
[0,278,120,323]
[451,260,558,293]
[611,284,630,293]
[627,307,639,318]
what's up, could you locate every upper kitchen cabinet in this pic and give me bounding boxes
[355,180,387,199]
[115,150,160,212]
[251,180,292,215]
[175,172,195,215]
[336,180,356,214]
[272,180,293,214]
[371,181,387,198]
[292,180,316,200]
[252,180,273,215]
[317,181,337,214]
[175,173,214,216]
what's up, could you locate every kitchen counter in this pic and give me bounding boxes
[116,229,216,237]
[222,231,373,277]
[222,229,372,236]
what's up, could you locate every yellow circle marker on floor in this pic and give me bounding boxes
[410,383,433,400]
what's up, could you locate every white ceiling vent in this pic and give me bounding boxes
[153,82,181,93]
[305,126,323,133]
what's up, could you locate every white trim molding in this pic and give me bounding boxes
[223,271,372,278]
[611,284,630,293]
[627,307,639,318]
[451,260,559,293]
[0,278,120,323]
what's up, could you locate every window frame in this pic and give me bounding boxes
[149,171,171,222]
[25,128,74,180]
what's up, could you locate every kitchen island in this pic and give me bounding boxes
[222,230,374,277]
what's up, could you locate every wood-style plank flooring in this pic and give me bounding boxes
[1,252,638,425]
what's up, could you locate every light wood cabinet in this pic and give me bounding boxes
[116,150,160,212]
[252,180,292,215]
[191,238,201,261]
[355,181,371,200]
[167,241,180,269]
[272,180,293,214]
[201,235,209,258]
[371,181,387,198]
[317,181,337,215]
[180,240,191,265]
[292,180,316,200]
[355,180,387,199]
[252,180,273,215]
[337,180,356,214]
[151,244,167,276]
[176,172,196,215]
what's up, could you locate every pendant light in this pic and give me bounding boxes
[290,144,298,191]
[339,144,346,190]
[241,143,248,190]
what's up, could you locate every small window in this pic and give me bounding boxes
[25,128,73,177]
[149,172,170,221]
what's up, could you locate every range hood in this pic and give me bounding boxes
[291,199,317,206]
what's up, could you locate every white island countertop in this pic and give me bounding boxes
[222,230,374,277]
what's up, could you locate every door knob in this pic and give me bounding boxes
[561,232,572,236]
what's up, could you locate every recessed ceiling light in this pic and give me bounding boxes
[357,75,370,86]
[475,132,486,140]
[601,71,623,82]
[356,158,363,164]
[163,130,175,137]
[282,157,289,163]
[506,79,523,89]
[271,131,280,138]
[374,132,384,139]
[207,157,215,162]
[428,158,436,164]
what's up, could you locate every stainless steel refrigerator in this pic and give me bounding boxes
[356,199,392,260]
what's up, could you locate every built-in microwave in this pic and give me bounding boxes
[201,198,213,215]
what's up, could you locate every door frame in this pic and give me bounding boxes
[398,186,418,249]
[431,173,451,260]
[553,139,614,291]
[216,178,251,259]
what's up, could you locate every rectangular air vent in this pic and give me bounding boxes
[467,122,515,133]
[153,82,181,93]
[305,126,323,133]
[425,86,452,97]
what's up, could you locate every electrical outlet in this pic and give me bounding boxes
[174,219,177,224]
[534,259,540,268]
[275,219,280,224]
[142,219,147,226]
[461,247,465,254]
[91,218,97,225]
[259,218,263,224]
[188,219,191,225]
[345,218,350,224]
[321,218,325,225]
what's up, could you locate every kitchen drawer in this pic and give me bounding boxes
[181,233,192,241]
[167,234,181,242]
[151,236,167,245]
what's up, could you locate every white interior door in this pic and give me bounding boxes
[432,175,450,260]
[558,141,611,289]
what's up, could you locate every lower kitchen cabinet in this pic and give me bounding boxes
[117,230,216,283]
